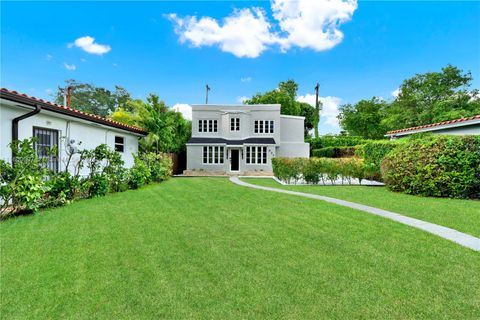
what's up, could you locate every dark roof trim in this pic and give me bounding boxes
[1,88,147,135]
[187,137,276,145]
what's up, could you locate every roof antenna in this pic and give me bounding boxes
[205,84,210,104]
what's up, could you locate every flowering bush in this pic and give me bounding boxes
[0,139,173,219]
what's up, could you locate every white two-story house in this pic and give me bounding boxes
[186,104,309,175]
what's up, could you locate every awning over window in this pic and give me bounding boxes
[187,137,276,145]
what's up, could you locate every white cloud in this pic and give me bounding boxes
[45,54,53,61]
[80,58,86,62]
[113,63,118,67]
[172,103,192,120]
[64,63,76,71]
[168,0,357,58]
[70,36,111,55]
[168,8,275,58]
[297,93,342,127]
[272,0,357,52]
[241,77,252,83]
[391,88,401,98]
[45,88,53,94]
[237,96,249,103]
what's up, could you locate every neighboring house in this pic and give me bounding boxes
[0,88,147,175]
[186,104,309,175]
[386,115,480,139]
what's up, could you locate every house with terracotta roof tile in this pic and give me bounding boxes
[385,115,480,139]
[0,88,147,175]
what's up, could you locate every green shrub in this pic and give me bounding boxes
[45,172,80,206]
[382,135,480,198]
[273,157,373,185]
[312,146,356,158]
[140,152,173,182]
[1,139,173,218]
[129,155,151,189]
[83,174,109,198]
[272,158,306,183]
[357,139,405,179]
[0,139,48,216]
[301,158,322,184]
[308,135,367,150]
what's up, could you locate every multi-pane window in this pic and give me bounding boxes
[230,118,240,131]
[33,127,59,172]
[198,120,218,133]
[254,120,274,134]
[115,136,125,153]
[202,146,225,164]
[245,146,267,164]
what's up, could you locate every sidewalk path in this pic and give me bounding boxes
[230,177,480,252]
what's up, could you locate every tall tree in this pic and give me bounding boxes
[338,65,480,137]
[245,79,316,137]
[337,97,388,139]
[383,65,479,129]
[53,79,131,117]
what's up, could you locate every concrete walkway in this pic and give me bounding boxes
[230,176,480,252]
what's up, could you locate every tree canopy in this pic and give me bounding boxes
[111,94,191,154]
[53,79,131,117]
[245,79,316,137]
[338,65,480,139]
[338,98,388,140]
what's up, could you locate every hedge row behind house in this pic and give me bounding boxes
[308,136,367,151]
[312,146,356,158]
[354,139,405,179]
[382,135,480,199]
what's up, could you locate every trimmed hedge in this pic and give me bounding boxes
[308,136,367,150]
[272,157,375,185]
[382,135,480,199]
[356,140,404,179]
[312,146,356,158]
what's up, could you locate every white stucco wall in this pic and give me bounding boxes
[192,104,281,143]
[186,104,309,174]
[1,102,141,176]
[278,116,310,157]
[186,144,275,173]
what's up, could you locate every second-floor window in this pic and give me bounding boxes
[230,118,240,131]
[254,120,274,134]
[199,119,218,133]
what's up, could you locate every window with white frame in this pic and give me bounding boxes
[198,119,218,133]
[114,136,125,153]
[245,146,268,164]
[254,120,274,134]
[202,146,225,164]
[230,117,240,131]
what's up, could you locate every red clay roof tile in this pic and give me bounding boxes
[1,88,147,134]
[386,115,480,135]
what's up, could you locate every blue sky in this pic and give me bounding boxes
[1,1,479,134]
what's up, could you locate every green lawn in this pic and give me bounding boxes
[242,178,480,238]
[1,177,479,319]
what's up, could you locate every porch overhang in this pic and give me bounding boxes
[187,137,276,145]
